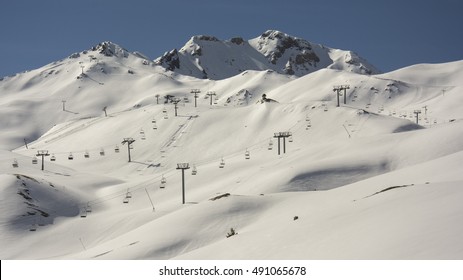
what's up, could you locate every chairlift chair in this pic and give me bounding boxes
[123,197,129,204]
[268,139,273,150]
[219,158,225,168]
[245,150,250,160]
[192,165,197,175]
[161,176,167,184]
[153,124,157,130]
[160,182,166,189]
[114,146,120,153]
[80,208,87,218]
[32,157,38,164]
[29,223,37,232]
[100,148,105,156]
[12,159,19,168]
[126,191,132,199]
[84,151,90,158]
[50,155,56,161]
[289,135,293,143]
[152,118,156,124]
[86,203,92,213]
[68,153,74,160]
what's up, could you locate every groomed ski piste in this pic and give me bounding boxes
[1,35,463,259]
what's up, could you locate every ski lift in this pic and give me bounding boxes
[86,202,92,213]
[29,223,37,232]
[68,153,74,160]
[80,208,87,218]
[191,165,197,175]
[12,159,19,168]
[268,139,273,150]
[114,145,120,153]
[50,154,56,161]
[245,150,250,160]
[219,158,225,168]
[32,157,38,164]
[100,148,105,156]
[84,151,90,158]
[307,122,312,128]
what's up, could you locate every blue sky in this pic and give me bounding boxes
[1,0,462,77]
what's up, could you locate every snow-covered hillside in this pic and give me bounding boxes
[1,35,463,259]
[154,30,380,79]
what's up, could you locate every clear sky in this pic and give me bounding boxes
[1,0,462,78]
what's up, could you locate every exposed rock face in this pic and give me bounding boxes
[230,37,245,45]
[254,30,319,66]
[154,30,380,79]
[91,41,129,58]
[156,49,180,71]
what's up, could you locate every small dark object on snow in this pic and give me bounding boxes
[226,227,237,238]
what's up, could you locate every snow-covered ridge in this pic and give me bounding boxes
[1,31,463,260]
[154,30,380,79]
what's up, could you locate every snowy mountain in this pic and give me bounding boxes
[1,33,463,260]
[154,30,380,79]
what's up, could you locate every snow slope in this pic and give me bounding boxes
[0,38,463,259]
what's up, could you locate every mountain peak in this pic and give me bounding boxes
[91,41,130,58]
[154,30,380,79]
